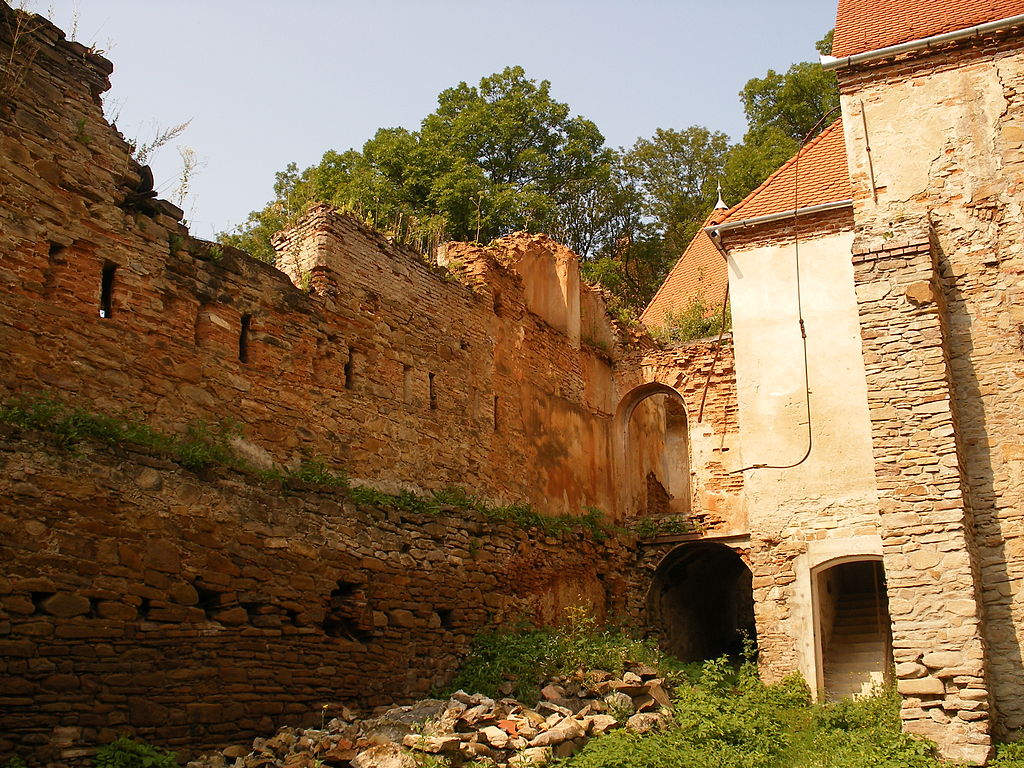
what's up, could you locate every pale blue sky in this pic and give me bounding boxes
[42,1,837,238]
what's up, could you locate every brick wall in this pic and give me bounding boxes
[0,6,629,521]
[0,432,631,762]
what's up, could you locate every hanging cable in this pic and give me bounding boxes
[731,105,841,474]
[697,280,730,423]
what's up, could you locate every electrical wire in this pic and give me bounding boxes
[730,105,842,474]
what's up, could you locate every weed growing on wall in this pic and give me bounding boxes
[0,393,615,540]
[0,394,238,471]
[630,514,702,538]
[653,294,731,343]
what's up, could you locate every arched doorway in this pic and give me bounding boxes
[615,383,691,518]
[813,557,893,699]
[647,542,756,662]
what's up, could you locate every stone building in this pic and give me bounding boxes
[644,1,1024,762]
[1,0,1024,764]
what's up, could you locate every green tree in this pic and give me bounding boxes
[222,66,613,261]
[580,127,729,310]
[722,30,839,206]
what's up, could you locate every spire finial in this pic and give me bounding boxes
[715,181,727,209]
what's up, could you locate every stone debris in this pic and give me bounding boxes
[189,666,672,768]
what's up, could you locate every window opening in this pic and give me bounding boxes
[239,314,252,363]
[99,262,116,318]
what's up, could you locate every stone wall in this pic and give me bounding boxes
[0,5,629,521]
[848,233,991,762]
[0,431,632,763]
[615,338,744,535]
[837,30,1024,761]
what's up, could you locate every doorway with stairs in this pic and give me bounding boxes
[814,558,893,700]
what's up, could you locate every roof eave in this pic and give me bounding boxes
[706,199,854,240]
[822,13,1024,71]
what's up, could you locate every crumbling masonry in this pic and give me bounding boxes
[2,1,1024,766]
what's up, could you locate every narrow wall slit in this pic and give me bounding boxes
[239,314,252,363]
[344,347,355,390]
[99,262,116,318]
[428,372,437,410]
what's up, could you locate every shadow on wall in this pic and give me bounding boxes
[934,232,1024,736]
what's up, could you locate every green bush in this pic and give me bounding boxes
[450,607,676,703]
[653,295,730,343]
[94,738,177,768]
[992,740,1024,767]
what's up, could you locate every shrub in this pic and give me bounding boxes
[94,738,177,768]
[653,295,730,343]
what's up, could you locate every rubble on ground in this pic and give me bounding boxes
[188,665,673,768]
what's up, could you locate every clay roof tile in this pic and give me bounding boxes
[641,209,730,329]
[719,118,850,225]
[832,0,1024,58]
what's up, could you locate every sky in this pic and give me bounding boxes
[40,1,838,239]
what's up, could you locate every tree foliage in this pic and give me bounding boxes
[223,34,839,311]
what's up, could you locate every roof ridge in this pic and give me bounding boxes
[641,209,724,321]
[724,117,845,222]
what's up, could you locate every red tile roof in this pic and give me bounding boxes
[832,0,1024,58]
[641,209,730,330]
[718,118,850,225]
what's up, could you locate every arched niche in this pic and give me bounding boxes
[614,382,692,519]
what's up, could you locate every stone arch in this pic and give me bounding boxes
[810,554,892,700]
[614,382,692,519]
[646,541,756,662]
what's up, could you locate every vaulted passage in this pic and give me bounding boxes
[647,542,755,662]
[816,559,893,699]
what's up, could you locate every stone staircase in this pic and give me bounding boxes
[823,590,891,699]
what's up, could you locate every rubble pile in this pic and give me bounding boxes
[189,665,673,768]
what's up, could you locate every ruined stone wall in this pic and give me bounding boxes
[0,431,631,763]
[838,32,1024,760]
[0,6,628,521]
[615,338,744,536]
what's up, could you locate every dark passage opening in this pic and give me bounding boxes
[647,542,756,663]
[99,262,116,318]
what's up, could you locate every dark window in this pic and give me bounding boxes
[99,263,116,318]
[239,314,252,363]
[344,347,355,390]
